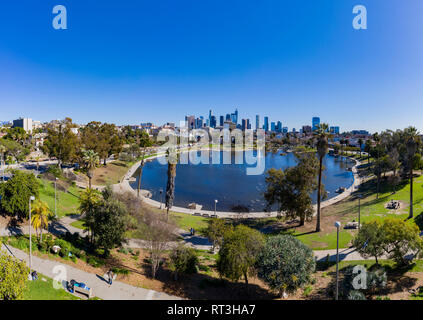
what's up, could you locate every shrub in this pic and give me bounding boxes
[169,245,199,280]
[348,290,366,300]
[257,235,316,297]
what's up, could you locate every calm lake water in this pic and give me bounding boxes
[130,151,355,212]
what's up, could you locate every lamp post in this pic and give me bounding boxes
[159,189,163,209]
[358,194,362,231]
[214,199,218,216]
[334,221,341,300]
[54,177,58,218]
[29,195,35,275]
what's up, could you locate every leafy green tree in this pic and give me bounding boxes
[381,218,423,265]
[353,220,385,264]
[0,170,39,220]
[0,249,29,300]
[169,245,199,280]
[92,198,128,256]
[217,225,264,285]
[264,152,319,226]
[43,118,78,168]
[257,235,315,298]
[404,127,421,219]
[205,218,230,251]
[78,188,101,244]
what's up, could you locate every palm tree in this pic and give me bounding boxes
[83,149,99,189]
[358,138,363,158]
[136,132,153,197]
[0,144,6,181]
[31,200,50,242]
[165,148,178,222]
[405,127,420,219]
[314,123,330,232]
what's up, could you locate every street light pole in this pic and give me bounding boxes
[54,177,58,218]
[159,189,163,209]
[29,196,35,275]
[358,195,362,231]
[334,221,341,300]
[214,199,218,216]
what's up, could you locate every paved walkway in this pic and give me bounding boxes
[0,242,181,300]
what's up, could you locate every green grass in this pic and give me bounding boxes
[70,219,86,230]
[170,211,210,232]
[294,173,423,250]
[38,178,81,218]
[23,273,80,300]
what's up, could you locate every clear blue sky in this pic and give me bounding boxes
[1,0,422,133]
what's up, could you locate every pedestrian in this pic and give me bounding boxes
[108,269,113,286]
[31,270,38,281]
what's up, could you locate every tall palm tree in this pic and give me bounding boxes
[405,127,420,219]
[314,123,330,232]
[165,148,178,222]
[358,138,363,158]
[0,144,6,181]
[83,149,99,189]
[136,132,153,197]
[31,200,50,242]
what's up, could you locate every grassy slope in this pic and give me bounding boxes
[38,179,81,218]
[294,173,423,250]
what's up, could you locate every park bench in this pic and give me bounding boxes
[69,280,93,298]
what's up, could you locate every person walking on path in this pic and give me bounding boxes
[107,269,114,286]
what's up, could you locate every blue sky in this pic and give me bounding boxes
[0,0,422,132]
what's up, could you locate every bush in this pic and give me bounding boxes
[257,235,315,297]
[169,245,199,280]
[348,290,366,300]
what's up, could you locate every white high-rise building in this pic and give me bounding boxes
[13,117,33,133]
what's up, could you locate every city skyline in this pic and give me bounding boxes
[1,1,423,132]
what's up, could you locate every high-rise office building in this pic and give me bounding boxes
[276,121,282,133]
[226,113,231,121]
[219,116,224,127]
[13,118,33,133]
[255,115,260,130]
[264,116,269,132]
[185,115,195,129]
[271,122,276,132]
[210,116,217,128]
[312,117,320,131]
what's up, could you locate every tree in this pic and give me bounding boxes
[43,118,78,169]
[405,127,421,219]
[205,218,230,251]
[364,140,372,164]
[257,235,315,298]
[0,170,39,220]
[0,249,29,300]
[217,225,264,286]
[78,188,101,244]
[92,198,128,256]
[358,138,363,158]
[381,218,423,266]
[82,149,99,189]
[264,152,319,226]
[136,131,153,197]
[314,123,330,232]
[165,148,178,221]
[0,144,6,181]
[31,200,50,242]
[169,245,199,281]
[352,220,385,264]
[137,210,177,278]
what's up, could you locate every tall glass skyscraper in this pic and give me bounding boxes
[312,117,320,131]
[255,115,260,130]
[264,116,269,132]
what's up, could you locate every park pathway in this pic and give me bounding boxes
[0,242,181,300]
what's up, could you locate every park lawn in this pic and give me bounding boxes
[23,273,80,300]
[295,174,423,250]
[91,160,135,186]
[38,178,81,218]
[169,211,210,233]
[70,219,86,230]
